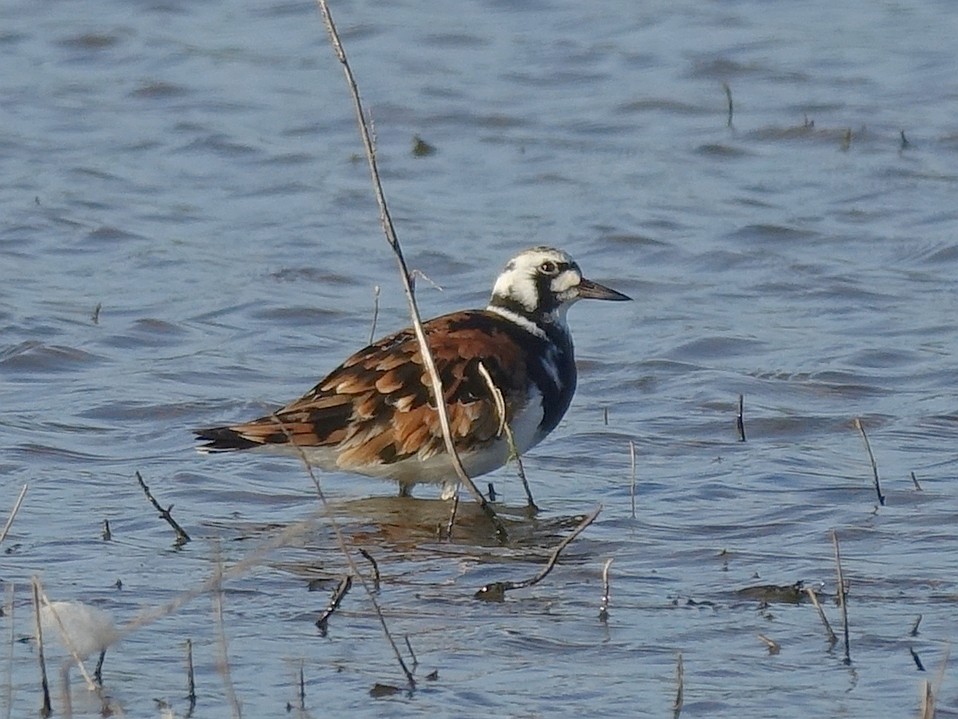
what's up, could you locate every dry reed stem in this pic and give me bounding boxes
[736,394,746,442]
[477,361,537,511]
[475,506,601,600]
[832,530,851,665]
[403,636,419,670]
[628,440,636,519]
[313,0,505,540]
[598,558,613,622]
[0,484,28,546]
[368,285,381,345]
[804,586,837,644]
[929,643,951,713]
[853,418,885,505]
[31,580,52,718]
[136,471,191,545]
[444,493,461,540]
[918,680,934,719]
[211,554,242,719]
[673,651,684,719]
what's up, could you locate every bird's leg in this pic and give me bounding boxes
[398,481,414,498]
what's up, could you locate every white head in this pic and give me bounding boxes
[487,246,630,330]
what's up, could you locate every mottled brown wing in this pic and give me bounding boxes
[218,311,532,468]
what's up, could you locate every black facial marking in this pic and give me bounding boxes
[534,271,559,315]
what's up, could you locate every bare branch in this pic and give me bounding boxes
[853,418,885,505]
[475,507,601,600]
[136,471,191,545]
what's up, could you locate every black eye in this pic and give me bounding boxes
[539,260,558,275]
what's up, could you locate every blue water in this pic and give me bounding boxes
[2,0,958,716]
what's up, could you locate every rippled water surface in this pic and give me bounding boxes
[3,1,958,716]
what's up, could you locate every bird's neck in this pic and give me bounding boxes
[487,295,571,343]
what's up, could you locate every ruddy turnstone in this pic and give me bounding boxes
[196,246,630,497]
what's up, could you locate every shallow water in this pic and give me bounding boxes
[3,0,958,716]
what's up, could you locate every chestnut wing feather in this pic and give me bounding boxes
[220,311,532,468]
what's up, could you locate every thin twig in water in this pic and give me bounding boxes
[853,418,885,505]
[910,647,926,672]
[723,83,733,127]
[832,530,851,665]
[403,636,419,670]
[368,285,380,345]
[444,493,460,541]
[314,0,505,541]
[599,558,613,622]
[136,471,191,545]
[804,586,837,644]
[186,638,197,717]
[0,484,27,546]
[477,361,537,512]
[910,471,923,491]
[358,548,381,591]
[298,661,306,712]
[211,555,242,719]
[673,651,684,719]
[31,580,52,718]
[316,575,353,635]
[628,440,637,520]
[736,394,746,442]
[910,614,923,637]
[475,507,601,601]
[101,519,112,541]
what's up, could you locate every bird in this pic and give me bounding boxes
[196,246,631,498]
[38,600,119,685]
